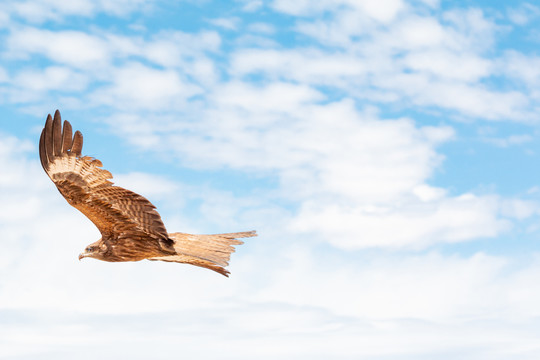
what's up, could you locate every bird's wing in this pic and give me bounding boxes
[39,110,169,240]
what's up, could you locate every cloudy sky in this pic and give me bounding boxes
[2,0,540,358]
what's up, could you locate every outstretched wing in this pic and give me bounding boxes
[39,110,169,240]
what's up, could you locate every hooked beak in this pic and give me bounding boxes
[79,252,90,261]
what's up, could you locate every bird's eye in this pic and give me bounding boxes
[86,246,94,252]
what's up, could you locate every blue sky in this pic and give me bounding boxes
[2,0,540,358]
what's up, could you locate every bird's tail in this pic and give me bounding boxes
[149,231,256,277]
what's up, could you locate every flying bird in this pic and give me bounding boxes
[39,110,256,276]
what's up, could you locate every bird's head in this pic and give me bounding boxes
[79,239,107,261]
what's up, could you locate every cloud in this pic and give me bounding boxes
[483,134,533,148]
[272,0,405,23]
[501,50,540,89]
[2,0,154,23]
[3,26,222,110]
[500,198,539,219]
[373,74,530,120]
[12,66,88,93]
[247,22,276,34]
[208,17,241,30]
[97,79,536,251]
[401,49,492,82]
[232,48,529,120]
[416,0,440,8]
[251,249,504,320]
[6,28,111,69]
[113,172,182,200]
[3,2,538,123]
[292,194,511,250]
[507,2,540,25]
[1,130,540,359]
[231,48,367,86]
[89,62,202,110]
[6,27,221,68]
[2,1,537,258]
[0,132,90,275]
[239,0,263,12]
[229,7,536,121]
[0,131,248,314]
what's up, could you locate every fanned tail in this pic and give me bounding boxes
[149,231,257,277]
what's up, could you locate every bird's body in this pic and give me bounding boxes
[39,110,255,276]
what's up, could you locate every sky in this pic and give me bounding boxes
[1,0,540,358]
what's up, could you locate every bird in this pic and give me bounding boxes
[39,110,256,277]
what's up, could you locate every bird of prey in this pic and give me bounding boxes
[39,110,256,276]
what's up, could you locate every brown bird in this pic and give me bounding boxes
[39,110,256,276]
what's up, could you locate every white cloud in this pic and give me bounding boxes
[2,306,540,359]
[100,81,532,251]
[271,0,329,16]
[13,66,89,92]
[208,17,241,30]
[0,67,9,83]
[501,51,540,88]
[416,0,440,8]
[6,28,110,69]
[392,15,445,48]
[231,48,367,86]
[236,0,264,12]
[0,131,247,314]
[507,3,540,25]
[1,1,536,261]
[212,81,324,114]
[373,74,530,120]
[441,8,497,52]
[292,194,511,250]
[352,0,405,23]
[484,134,533,148]
[0,132,91,275]
[247,22,276,34]
[0,8,11,28]
[500,198,539,219]
[113,172,182,200]
[272,0,405,23]
[401,49,492,82]
[229,8,535,121]
[90,62,202,110]
[5,66,89,104]
[5,27,221,88]
[252,249,507,320]
[3,0,154,23]
[143,31,221,85]
[3,3,536,123]
[96,0,153,16]
[10,0,92,22]
[1,131,540,359]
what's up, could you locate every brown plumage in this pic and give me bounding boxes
[39,110,256,276]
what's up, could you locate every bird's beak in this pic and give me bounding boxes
[79,252,89,261]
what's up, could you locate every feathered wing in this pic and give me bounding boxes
[39,110,169,243]
[40,110,255,273]
[150,231,257,276]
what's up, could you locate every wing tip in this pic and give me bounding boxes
[40,110,86,175]
[52,110,63,156]
[38,127,48,171]
[71,130,83,156]
[61,119,73,153]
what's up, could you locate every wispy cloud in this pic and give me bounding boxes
[1,0,154,23]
